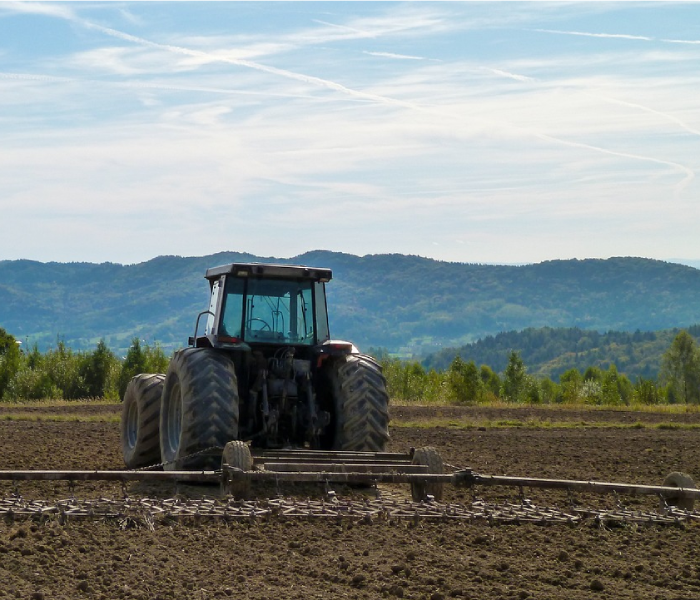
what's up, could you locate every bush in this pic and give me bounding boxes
[117,338,170,399]
[0,338,169,402]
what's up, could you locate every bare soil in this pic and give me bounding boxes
[2,404,700,599]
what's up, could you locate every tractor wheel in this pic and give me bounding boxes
[121,374,165,469]
[327,354,390,452]
[661,471,696,511]
[411,446,444,502]
[221,440,253,499]
[160,348,239,471]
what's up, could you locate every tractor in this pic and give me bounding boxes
[120,262,390,471]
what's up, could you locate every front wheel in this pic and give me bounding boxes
[160,348,239,470]
[121,374,165,468]
[326,354,390,452]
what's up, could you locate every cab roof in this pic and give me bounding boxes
[205,262,332,283]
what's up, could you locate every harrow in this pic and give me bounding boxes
[2,495,698,527]
[1,444,698,512]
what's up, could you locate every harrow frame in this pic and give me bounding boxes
[1,446,699,508]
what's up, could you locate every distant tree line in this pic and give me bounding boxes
[0,328,167,402]
[376,329,700,406]
[2,326,699,406]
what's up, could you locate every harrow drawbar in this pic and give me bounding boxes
[1,447,698,509]
[454,471,700,504]
[0,470,219,483]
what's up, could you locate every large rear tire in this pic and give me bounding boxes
[160,348,239,471]
[327,354,390,452]
[121,374,165,469]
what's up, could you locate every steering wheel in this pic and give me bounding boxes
[248,317,271,331]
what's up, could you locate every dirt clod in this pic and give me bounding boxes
[590,579,605,592]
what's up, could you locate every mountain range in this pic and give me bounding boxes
[1,252,700,361]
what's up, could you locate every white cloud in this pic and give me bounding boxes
[0,1,75,19]
[1,2,700,264]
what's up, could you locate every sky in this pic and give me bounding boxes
[1,1,700,266]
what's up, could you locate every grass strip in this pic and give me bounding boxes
[0,413,120,423]
[390,418,700,430]
[0,399,121,408]
[390,400,700,414]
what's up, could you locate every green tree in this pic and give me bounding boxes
[583,366,603,384]
[45,340,86,399]
[600,364,622,405]
[502,351,526,402]
[447,356,482,405]
[26,343,42,370]
[523,375,541,404]
[633,377,664,405]
[80,340,118,399]
[558,368,582,403]
[581,378,602,404]
[381,358,430,403]
[0,335,22,400]
[479,365,501,401]
[539,377,559,404]
[401,361,428,404]
[616,370,634,405]
[143,342,169,374]
[659,330,700,404]
[0,328,16,356]
[118,338,147,399]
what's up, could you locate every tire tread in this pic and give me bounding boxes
[330,354,390,452]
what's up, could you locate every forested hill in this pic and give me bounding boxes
[422,325,700,381]
[1,251,700,355]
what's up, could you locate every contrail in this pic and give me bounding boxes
[583,92,700,138]
[4,2,421,110]
[0,72,73,83]
[534,132,695,191]
[363,51,426,61]
[661,38,700,45]
[535,28,700,46]
[79,20,428,113]
[481,67,535,83]
[0,71,330,101]
[312,19,375,39]
[533,29,654,41]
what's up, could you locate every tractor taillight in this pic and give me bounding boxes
[329,342,353,351]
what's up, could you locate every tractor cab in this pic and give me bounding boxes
[190,263,333,351]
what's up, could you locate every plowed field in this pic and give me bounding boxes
[2,403,700,599]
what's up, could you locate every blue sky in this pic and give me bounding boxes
[1,1,700,266]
